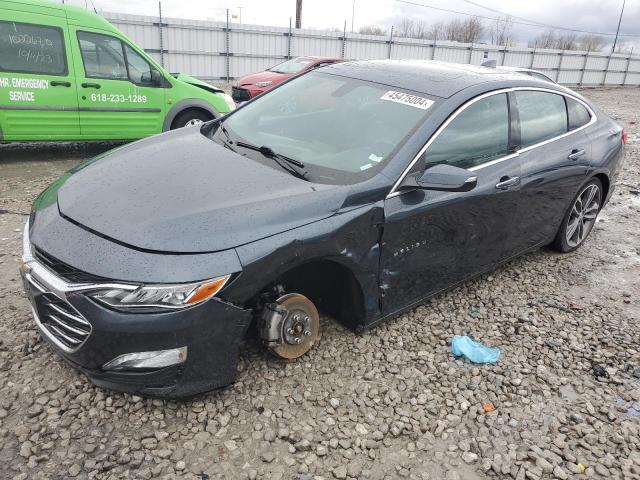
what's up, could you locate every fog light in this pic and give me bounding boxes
[102,347,187,371]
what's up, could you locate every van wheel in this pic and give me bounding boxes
[261,293,320,359]
[172,109,212,129]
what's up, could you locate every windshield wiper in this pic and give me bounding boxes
[235,141,307,179]
[218,125,236,152]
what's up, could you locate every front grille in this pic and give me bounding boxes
[35,290,92,352]
[232,87,251,102]
[33,246,107,283]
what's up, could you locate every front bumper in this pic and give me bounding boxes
[231,85,267,102]
[21,222,252,398]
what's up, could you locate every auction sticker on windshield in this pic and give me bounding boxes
[381,91,434,110]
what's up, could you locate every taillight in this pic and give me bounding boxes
[622,130,629,145]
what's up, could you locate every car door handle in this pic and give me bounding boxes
[568,149,586,160]
[50,81,71,87]
[495,176,520,190]
[81,82,101,89]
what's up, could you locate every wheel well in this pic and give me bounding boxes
[593,173,610,201]
[258,260,366,331]
[170,107,214,129]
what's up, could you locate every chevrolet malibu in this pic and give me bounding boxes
[21,60,626,398]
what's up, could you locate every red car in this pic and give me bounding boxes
[232,56,345,103]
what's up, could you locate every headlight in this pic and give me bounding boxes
[88,275,230,311]
[220,93,236,111]
[254,81,273,87]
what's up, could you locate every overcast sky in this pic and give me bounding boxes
[63,0,639,49]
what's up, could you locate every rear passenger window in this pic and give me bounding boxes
[566,97,591,130]
[422,93,510,170]
[77,31,127,80]
[0,21,67,75]
[516,91,567,147]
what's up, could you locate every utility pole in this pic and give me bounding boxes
[351,0,356,33]
[237,6,243,24]
[611,0,625,53]
[295,0,302,29]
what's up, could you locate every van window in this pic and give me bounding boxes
[566,97,591,130]
[0,21,67,75]
[77,31,127,80]
[123,44,154,85]
[516,91,567,147]
[421,93,510,170]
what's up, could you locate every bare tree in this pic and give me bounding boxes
[413,19,428,39]
[613,42,634,54]
[489,15,513,46]
[445,17,483,43]
[428,21,445,41]
[556,33,578,50]
[529,30,557,49]
[398,18,415,38]
[578,34,605,52]
[358,25,386,36]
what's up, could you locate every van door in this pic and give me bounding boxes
[70,29,167,140]
[0,14,79,140]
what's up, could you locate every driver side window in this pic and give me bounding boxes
[78,31,157,86]
[123,43,154,85]
[419,93,510,171]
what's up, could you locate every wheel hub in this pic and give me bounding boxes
[262,293,320,359]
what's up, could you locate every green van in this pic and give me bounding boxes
[0,0,235,142]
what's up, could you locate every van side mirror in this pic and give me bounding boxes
[146,69,164,86]
[401,164,477,192]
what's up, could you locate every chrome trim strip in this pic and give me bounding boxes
[387,87,598,198]
[468,152,519,172]
[47,314,88,336]
[48,303,91,326]
[31,306,80,353]
[47,323,82,345]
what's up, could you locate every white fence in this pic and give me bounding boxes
[103,11,640,86]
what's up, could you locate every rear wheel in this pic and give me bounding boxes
[551,178,602,253]
[171,109,213,129]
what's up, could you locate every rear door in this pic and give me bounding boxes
[510,90,592,251]
[0,11,79,140]
[70,28,166,139]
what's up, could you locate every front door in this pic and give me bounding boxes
[0,15,79,140]
[380,92,521,315]
[70,29,166,140]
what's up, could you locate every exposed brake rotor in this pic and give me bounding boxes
[262,293,320,359]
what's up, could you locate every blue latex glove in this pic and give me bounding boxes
[451,336,501,364]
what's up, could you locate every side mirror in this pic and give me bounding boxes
[147,69,164,86]
[401,164,477,192]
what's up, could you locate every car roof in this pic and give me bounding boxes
[6,0,120,33]
[297,56,345,62]
[321,59,555,98]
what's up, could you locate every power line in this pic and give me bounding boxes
[395,0,640,38]
[460,0,629,37]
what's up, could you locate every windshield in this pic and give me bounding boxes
[214,72,436,184]
[269,57,314,74]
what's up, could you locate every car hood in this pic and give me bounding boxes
[172,73,224,93]
[236,70,290,87]
[53,128,348,253]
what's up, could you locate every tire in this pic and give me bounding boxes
[550,178,603,253]
[171,109,212,129]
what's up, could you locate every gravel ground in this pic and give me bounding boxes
[0,87,639,480]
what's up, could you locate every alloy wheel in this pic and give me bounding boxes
[184,118,204,127]
[565,184,601,248]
